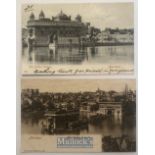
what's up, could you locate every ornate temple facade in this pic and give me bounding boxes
[27,10,89,46]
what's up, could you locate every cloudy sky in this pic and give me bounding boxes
[22,3,134,30]
[21,79,136,93]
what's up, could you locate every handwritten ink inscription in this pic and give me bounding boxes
[23,65,134,75]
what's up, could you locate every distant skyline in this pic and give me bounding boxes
[21,79,136,93]
[22,3,134,30]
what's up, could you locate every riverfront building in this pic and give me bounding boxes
[97,102,122,118]
[27,10,90,46]
[80,101,122,119]
[97,28,134,43]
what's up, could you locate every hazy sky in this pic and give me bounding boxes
[21,79,136,93]
[22,3,134,30]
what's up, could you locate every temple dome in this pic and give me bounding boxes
[39,10,45,19]
[55,10,71,21]
[75,14,82,22]
[29,12,35,20]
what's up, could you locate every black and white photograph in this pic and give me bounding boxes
[22,3,134,75]
[21,79,136,152]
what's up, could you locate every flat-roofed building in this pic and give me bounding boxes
[97,102,122,118]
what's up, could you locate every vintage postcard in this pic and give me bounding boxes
[21,79,136,153]
[21,2,134,76]
[17,1,137,154]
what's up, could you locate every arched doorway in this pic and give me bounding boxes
[107,109,113,116]
[49,34,54,44]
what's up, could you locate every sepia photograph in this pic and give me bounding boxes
[21,79,136,152]
[21,3,134,75]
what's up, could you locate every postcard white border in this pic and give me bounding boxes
[16,0,138,155]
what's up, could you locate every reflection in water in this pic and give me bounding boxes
[22,115,135,139]
[22,45,134,65]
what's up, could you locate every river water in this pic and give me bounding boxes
[22,45,134,65]
[22,115,136,139]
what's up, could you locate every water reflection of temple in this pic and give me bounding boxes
[22,45,133,65]
[25,46,90,64]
